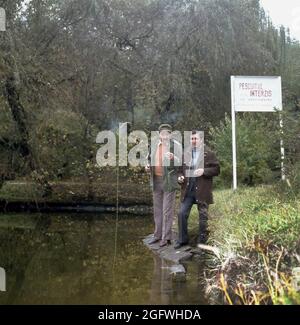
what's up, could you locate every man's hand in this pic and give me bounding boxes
[178,176,185,184]
[145,164,151,173]
[165,152,174,160]
[194,168,204,177]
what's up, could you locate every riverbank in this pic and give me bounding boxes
[188,185,300,305]
[0,175,152,213]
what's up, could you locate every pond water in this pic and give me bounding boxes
[0,213,207,305]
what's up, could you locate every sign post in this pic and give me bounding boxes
[0,8,6,32]
[231,76,284,190]
[231,77,238,190]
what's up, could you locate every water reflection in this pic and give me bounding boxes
[0,213,206,305]
[150,255,207,305]
[150,256,173,304]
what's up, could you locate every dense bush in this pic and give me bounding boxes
[209,113,282,188]
[280,108,300,194]
[32,110,94,179]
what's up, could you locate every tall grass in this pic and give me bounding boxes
[189,185,300,304]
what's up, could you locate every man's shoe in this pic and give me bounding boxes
[148,237,160,245]
[197,234,208,245]
[174,241,188,250]
[159,240,171,248]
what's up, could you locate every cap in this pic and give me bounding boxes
[158,124,172,133]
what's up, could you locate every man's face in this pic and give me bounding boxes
[190,133,201,148]
[159,130,171,142]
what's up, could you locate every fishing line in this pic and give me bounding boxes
[112,144,120,291]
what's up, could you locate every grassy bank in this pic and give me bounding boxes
[189,185,300,305]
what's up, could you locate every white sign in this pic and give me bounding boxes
[231,76,284,190]
[0,8,6,32]
[231,76,282,112]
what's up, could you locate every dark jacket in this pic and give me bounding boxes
[178,145,220,205]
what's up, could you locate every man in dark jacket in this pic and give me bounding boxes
[174,131,220,249]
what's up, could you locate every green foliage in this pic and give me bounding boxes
[0,0,299,183]
[209,113,281,187]
[280,108,300,194]
[32,110,91,179]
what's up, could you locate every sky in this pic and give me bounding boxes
[260,0,300,41]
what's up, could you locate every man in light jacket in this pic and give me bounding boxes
[146,124,181,247]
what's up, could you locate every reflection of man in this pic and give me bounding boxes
[145,124,180,247]
[174,131,220,249]
[149,255,172,305]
